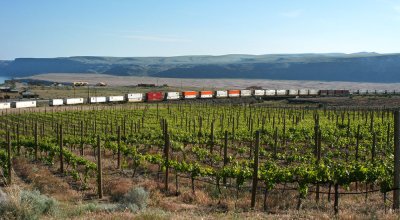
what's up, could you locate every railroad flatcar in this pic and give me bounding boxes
[0,102,11,109]
[126,93,143,102]
[147,92,164,102]
[183,91,197,99]
[11,101,36,108]
[50,99,64,106]
[215,91,228,98]
[240,90,252,97]
[200,91,213,98]
[166,92,180,100]
[64,98,84,105]
[228,90,240,98]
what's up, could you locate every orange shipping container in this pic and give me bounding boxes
[201,91,213,95]
[183,91,198,96]
[228,90,240,94]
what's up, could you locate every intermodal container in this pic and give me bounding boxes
[89,97,107,103]
[107,96,125,102]
[288,90,298,96]
[276,90,287,96]
[50,99,63,106]
[64,98,84,105]
[327,90,335,96]
[200,91,213,99]
[11,101,36,108]
[147,92,164,102]
[0,102,11,109]
[240,90,252,97]
[126,93,143,102]
[319,90,328,96]
[308,89,319,96]
[228,90,240,97]
[166,92,180,100]
[299,89,308,96]
[215,90,228,98]
[253,90,265,96]
[265,90,276,96]
[183,91,197,99]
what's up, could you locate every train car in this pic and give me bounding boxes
[319,90,328,96]
[64,98,84,105]
[50,99,63,106]
[147,92,164,102]
[265,90,276,96]
[89,96,107,104]
[375,90,386,95]
[0,102,11,110]
[11,100,36,108]
[276,90,287,96]
[308,89,319,96]
[253,90,265,96]
[228,90,240,98]
[288,89,298,96]
[358,89,368,95]
[327,90,335,96]
[298,89,308,96]
[215,90,228,98]
[183,91,197,99]
[200,91,213,99]
[240,90,252,97]
[107,96,125,102]
[126,93,143,102]
[166,92,180,100]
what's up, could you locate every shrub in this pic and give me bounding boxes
[119,187,149,212]
[0,187,58,220]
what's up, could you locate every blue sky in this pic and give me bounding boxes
[1,0,400,59]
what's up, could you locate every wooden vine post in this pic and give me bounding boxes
[394,110,400,210]
[251,130,260,209]
[223,130,228,186]
[80,120,84,156]
[117,126,121,169]
[34,121,38,160]
[59,124,64,174]
[7,131,12,185]
[97,135,103,199]
[164,121,170,192]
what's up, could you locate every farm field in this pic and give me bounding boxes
[0,102,399,219]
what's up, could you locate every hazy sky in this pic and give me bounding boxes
[1,0,400,59]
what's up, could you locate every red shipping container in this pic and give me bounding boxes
[147,92,164,102]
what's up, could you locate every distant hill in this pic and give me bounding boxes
[1,53,400,83]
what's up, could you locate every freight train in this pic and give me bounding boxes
[0,89,398,109]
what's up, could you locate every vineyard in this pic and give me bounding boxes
[0,103,399,217]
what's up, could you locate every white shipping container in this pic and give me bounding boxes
[107,96,125,102]
[299,89,308,96]
[89,97,106,103]
[240,90,252,97]
[11,101,36,108]
[64,98,84,105]
[359,89,368,95]
[308,89,319,95]
[288,90,298,96]
[215,91,228,98]
[0,102,11,109]
[50,99,63,106]
[126,93,143,102]
[166,92,180,100]
[375,90,385,94]
[265,90,276,96]
[254,90,265,96]
[276,90,287,96]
